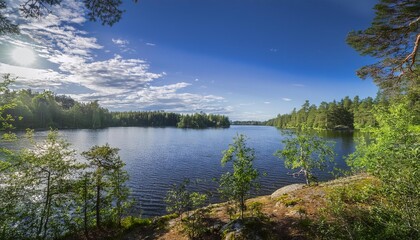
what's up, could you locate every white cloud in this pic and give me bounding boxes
[282,98,292,102]
[269,48,278,52]
[145,42,156,46]
[264,101,271,104]
[0,63,65,88]
[68,82,228,114]
[0,0,229,114]
[111,38,134,53]
[112,38,129,46]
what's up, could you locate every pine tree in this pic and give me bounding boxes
[346,0,420,96]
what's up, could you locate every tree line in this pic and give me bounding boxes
[177,113,230,129]
[231,120,265,126]
[1,84,230,130]
[266,94,389,130]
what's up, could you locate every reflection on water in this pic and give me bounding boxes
[2,126,356,217]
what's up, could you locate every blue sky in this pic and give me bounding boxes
[0,0,379,120]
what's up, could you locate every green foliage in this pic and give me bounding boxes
[311,178,418,240]
[155,213,179,227]
[219,134,259,220]
[82,144,131,228]
[181,193,209,239]
[2,88,229,129]
[0,131,132,239]
[275,129,335,185]
[323,2,420,234]
[112,110,181,128]
[121,216,152,230]
[177,112,230,128]
[0,131,82,239]
[164,179,208,217]
[346,0,419,96]
[0,75,18,172]
[164,179,209,239]
[232,120,265,125]
[72,172,96,236]
[266,96,384,130]
[225,204,238,220]
[0,75,17,136]
[3,88,112,129]
[305,33,418,234]
[248,201,264,218]
[165,179,194,219]
[347,100,419,237]
[277,196,302,207]
[0,1,19,35]
[1,0,140,32]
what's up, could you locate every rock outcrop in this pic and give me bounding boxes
[270,183,306,199]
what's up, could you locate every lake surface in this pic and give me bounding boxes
[6,126,356,217]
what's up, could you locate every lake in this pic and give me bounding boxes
[6,126,356,218]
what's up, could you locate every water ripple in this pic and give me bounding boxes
[17,126,354,218]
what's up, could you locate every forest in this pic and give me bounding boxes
[0,0,419,239]
[266,95,388,130]
[232,120,265,125]
[1,86,230,129]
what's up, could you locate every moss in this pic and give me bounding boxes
[324,178,381,205]
[248,201,264,217]
[277,195,302,207]
[121,216,153,230]
[275,194,289,202]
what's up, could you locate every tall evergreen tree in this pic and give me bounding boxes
[346,0,420,96]
[343,2,419,237]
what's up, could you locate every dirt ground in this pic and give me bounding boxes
[120,174,371,240]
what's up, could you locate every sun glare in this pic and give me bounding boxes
[11,47,36,66]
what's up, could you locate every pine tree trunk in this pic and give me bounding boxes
[37,171,51,238]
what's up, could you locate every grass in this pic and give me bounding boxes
[276,194,302,207]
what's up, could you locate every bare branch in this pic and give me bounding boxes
[409,16,420,27]
[402,33,420,72]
